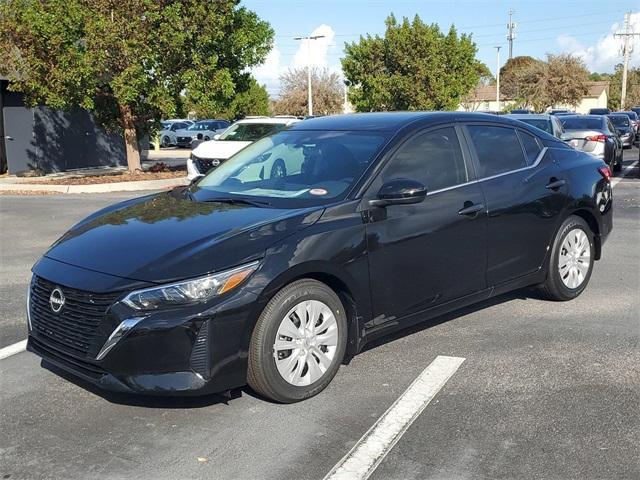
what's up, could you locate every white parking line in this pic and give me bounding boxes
[612,160,639,188]
[323,355,465,480]
[0,339,27,361]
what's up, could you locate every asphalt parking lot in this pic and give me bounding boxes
[1,148,639,480]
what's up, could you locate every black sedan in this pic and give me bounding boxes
[27,113,613,403]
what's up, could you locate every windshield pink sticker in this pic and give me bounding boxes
[309,188,328,196]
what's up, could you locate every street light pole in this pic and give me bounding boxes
[293,34,325,116]
[495,46,501,112]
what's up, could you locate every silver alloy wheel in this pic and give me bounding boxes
[558,228,591,289]
[273,299,338,386]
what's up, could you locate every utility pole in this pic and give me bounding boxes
[614,12,639,110]
[293,34,325,116]
[495,46,502,111]
[507,10,516,60]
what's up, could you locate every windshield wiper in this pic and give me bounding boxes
[203,197,272,208]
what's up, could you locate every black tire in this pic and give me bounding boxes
[247,279,347,403]
[270,159,287,179]
[539,215,595,301]
[162,135,171,148]
[613,157,622,172]
[204,136,210,141]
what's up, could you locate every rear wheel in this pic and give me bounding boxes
[539,215,594,301]
[247,279,347,403]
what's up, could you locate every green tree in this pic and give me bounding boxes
[0,0,273,171]
[273,67,344,116]
[342,14,486,111]
[225,77,270,119]
[606,64,640,110]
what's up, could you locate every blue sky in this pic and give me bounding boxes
[244,0,640,96]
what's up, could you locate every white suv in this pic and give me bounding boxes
[187,117,301,180]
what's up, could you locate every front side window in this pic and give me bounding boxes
[381,127,468,192]
[467,125,527,178]
[518,131,542,165]
[196,130,389,205]
[219,123,287,142]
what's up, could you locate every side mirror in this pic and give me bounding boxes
[369,178,427,207]
[560,133,573,142]
[213,134,221,141]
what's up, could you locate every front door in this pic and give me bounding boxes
[364,125,488,324]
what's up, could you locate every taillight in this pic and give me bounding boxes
[585,134,607,143]
[598,166,611,182]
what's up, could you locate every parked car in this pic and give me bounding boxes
[174,120,231,148]
[507,113,564,138]
[588,108,611,115]
[607,114,634,148]
[549,109,573,115]
[510,109,534,114]
[187,117,302,179]
[27,112,613,403]
[159,120,192,147]
[612,111,639,141]
[559,115,623,172]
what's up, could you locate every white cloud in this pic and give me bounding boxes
[557,12,640,72]
[252,24,341,97]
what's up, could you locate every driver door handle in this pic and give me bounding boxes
[458,203,485,216]
[545,179,566,190]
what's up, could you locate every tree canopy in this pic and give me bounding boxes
[341,14,487,112]
[272,68,344,116]
[501,54,589,111]
[0,0,273,170]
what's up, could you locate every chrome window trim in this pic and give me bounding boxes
[26,283,32,332]
[426,146,548,195]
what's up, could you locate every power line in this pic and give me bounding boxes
[614,11,640,109]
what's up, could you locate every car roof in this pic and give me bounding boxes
[507,114,553,120]
[287,111,530,132]
[234,117,301,125]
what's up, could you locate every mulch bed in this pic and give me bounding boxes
[20,170,185,185]
[0,190,62,195]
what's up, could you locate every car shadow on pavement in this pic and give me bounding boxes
[360,287,544,354]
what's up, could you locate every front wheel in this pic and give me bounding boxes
[247,279,347,403]
[539,215,594,301]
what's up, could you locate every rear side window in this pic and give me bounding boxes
[467,125,527,178]
[382,126,467,192]
[518,131,542,165]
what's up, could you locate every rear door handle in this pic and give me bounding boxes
[458,203,485,216]
[545,179,566,190]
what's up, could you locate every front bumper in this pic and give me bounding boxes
[28,260,261,396]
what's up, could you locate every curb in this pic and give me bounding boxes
[0,176,189,194]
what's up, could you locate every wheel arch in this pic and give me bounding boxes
[569,208,602,260]
[253,262,366,359]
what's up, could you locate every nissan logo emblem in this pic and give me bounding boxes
[49,287,65,313]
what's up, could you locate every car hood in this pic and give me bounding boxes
[44,190,323,284]
[192,140,251,160]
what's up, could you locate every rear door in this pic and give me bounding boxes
[463,123,568,286]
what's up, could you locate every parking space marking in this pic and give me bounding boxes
[323,355,465,480]
[0,339,27,360]
[612,160,639,188]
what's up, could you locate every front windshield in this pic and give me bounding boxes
[609,116,630,127]
[520,118,552,134]
[219,123,286,142]
[196,130,389,204]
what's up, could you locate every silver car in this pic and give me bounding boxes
[559,115,623,172]
[507,114,565,138]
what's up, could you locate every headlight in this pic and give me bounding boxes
[122,261,259,311]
